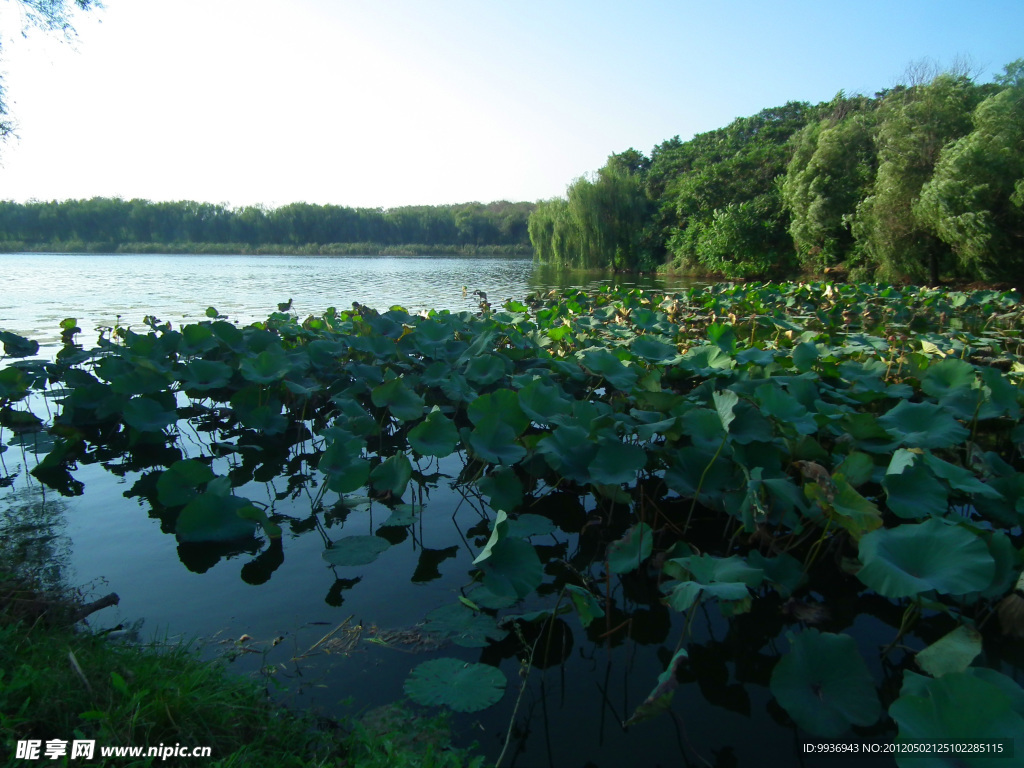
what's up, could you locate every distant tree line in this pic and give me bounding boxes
[529,59,1024,283]
[0,198,535,253]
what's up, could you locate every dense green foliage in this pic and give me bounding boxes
[0,198,534,254]
[2,282,1023,760]
[530,61,1024,283]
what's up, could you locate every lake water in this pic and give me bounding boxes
[0,252,693,351]
[1,253,894,767]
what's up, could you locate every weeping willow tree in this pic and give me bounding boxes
[528,151,653,270]
[781,94,878,271]
[851,71,989,284]
[915,60,1024,281]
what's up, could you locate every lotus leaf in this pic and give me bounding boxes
[590,438,647,485]
[857,518,996,598]
[466,417,527,466]
[423,602,507,647]
[407,409,459,457]
[769,629,881,737]
[577,348,638,390]
[623,648,689,727]
[122,396,178,433]
[915,625,982,677]
[477,468,523,513]
[467,389,528,434]
[404,658,506,712]
[370,377,424,422]
[877,400,969,450]
[464,353,506,386]
[176,493,259,543]
[0,330,40,358]
[883,460,948,519]
[369,454,412,497]
[517,378,571,424]
[322,535,390,566]
[156,459,216,507]
[604,522,653,575]
[565,584,605,628]
[536,425,595,484]
[890,670,1024,767]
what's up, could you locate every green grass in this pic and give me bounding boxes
[0,574,485,768]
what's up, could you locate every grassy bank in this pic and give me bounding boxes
[0,572,485,767]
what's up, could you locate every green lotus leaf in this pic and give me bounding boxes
[176,493,259,543]
[791,341,819,372]
[238,348,290,384]
[478,536,543,601]
[180,359,233,391]
[835,452,875,487]
[921,357,976,400]
[770,629,882,737]
[713,389,738,432]
[631,335,678,362]
[122,396,178,432]
[322,535,390,566]
[0,330,40,358]
[706,323,737,353]
[466,416,527,466]
[565,584,605,628]
[679,407,726,448]
[883,460,948,519]
[404,658,506,713]
[922,452,1003,499]
[464,353,506,386]
[623,648,689,727]
[578,348,638,391]
[423,603,507,648]
[369,453,412,497]
[380,505,416,528]
[607,522,653,574]
[890,670,1024,768]
[678,345,735,374]
[915,625,982,677]
[371,377,424,422]
[590,438,647,485]
[517,379,571,425]
[467,389,528,434]
[407,410,459,457]
[156,459,216,507]
[877,400,969,450]
[857,518,995,598]
[504,513,556,538]
[0,367,31,399]
[477,467,523,513]
[754,383,817,435]
[747,551,806,598]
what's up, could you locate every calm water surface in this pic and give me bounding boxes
[0,252,694,350]
[1,254,885,767]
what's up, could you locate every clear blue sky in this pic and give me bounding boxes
[0,0,1021,209]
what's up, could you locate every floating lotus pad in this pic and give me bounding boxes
[404,658,506,712]
[770,629,882,737]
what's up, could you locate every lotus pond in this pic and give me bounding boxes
[2,281,1024,767]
